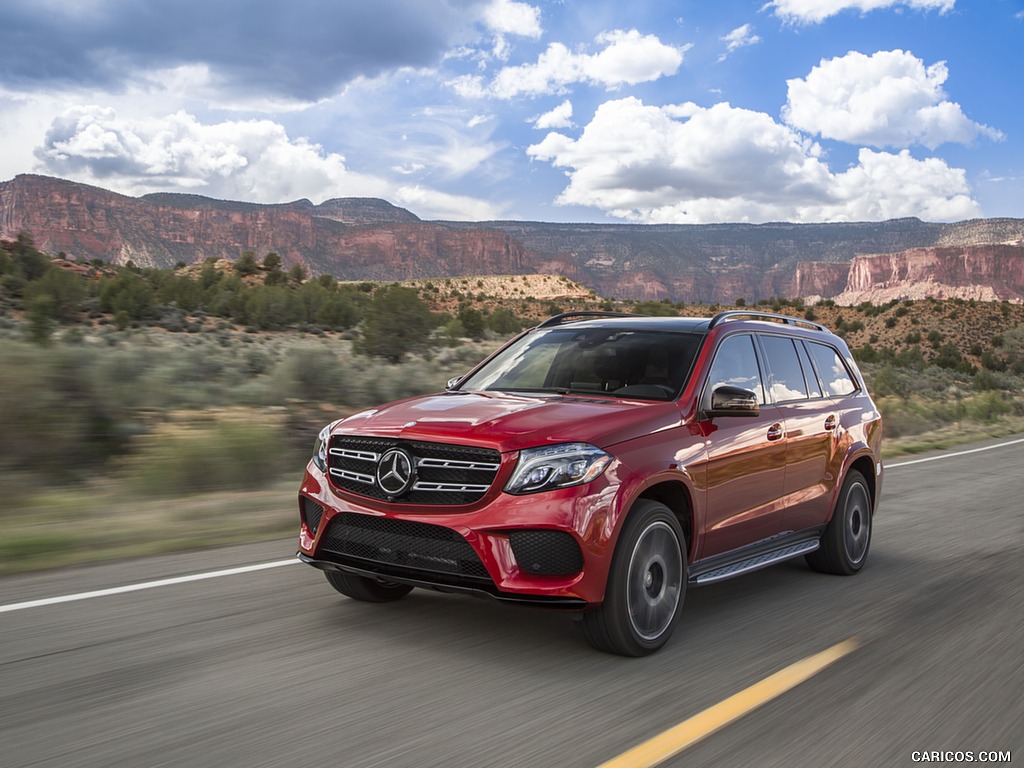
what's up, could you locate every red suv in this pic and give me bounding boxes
[297,311,883,655]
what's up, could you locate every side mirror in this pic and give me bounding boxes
[446,376,463,391]
[705,385,759,418]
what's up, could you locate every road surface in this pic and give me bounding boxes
[2,436,1021,767]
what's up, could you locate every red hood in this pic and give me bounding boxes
[332,391,681,454]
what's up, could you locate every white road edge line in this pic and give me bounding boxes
[0,558,300,614]
[886,436,1024,469]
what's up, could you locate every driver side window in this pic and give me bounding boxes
[706,334,766,404]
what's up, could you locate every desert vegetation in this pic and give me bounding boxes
[2,233,1023,572]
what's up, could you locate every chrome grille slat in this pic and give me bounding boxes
[417,457,501,472]
[329,467,375,485]
[412,481,492,493]
[330,447,380,462]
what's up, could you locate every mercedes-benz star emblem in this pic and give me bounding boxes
[376,448,414,498]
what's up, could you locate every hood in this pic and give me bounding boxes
[332,391,681,454]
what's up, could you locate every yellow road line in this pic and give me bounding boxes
[597,637,860,768]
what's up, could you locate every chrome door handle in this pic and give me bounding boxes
[824,415,837,431]
[767,423,784,441]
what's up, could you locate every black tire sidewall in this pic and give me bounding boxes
[598,500,687,655]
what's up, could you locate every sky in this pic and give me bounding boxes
[1,0,1021,224]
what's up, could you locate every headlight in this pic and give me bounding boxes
[505,443,612,495]
[312,424,331,472]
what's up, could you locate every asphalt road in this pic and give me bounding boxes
[2,436,1022,768]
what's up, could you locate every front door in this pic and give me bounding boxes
[698,333,787,559]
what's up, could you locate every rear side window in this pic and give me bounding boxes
[705,334,766,404]
[759,335,809,403]
[795,341,823,398]
[806,342,857,397]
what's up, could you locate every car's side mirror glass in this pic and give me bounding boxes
[706,385,760,417]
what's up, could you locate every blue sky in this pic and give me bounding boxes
[1,0,1020,224]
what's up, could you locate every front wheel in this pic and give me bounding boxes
[325,570,414,602]
[582,500,686,656]
[806,469,872,575]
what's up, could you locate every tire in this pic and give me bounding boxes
[806,469,872,575]
[325,570,414,602]
[582,500,686,656]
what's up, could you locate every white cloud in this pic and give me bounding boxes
[533,100,573,129]
[394,185,504,220]
[34,106,393,202]
[483,0,542,38]
[765,0,955,25]
[392,162,425,175]
[473,29,686,99]
[719,24,761,60]
[447,74,489,99]
[528,96,980,223]
[467,113,492,128]
[783,50,1003,149]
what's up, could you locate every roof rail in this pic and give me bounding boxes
[707,310,831,333]
[536,311,642,328]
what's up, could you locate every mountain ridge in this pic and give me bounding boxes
[3,174,1024,302]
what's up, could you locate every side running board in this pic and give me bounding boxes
[690,539,820,586]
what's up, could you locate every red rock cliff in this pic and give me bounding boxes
[832,245,1024,304]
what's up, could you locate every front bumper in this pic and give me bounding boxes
[297,553,588,607]
[297,461,622,606]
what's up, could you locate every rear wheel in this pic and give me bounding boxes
[582,500,686,656]
[325,570,414,602]
[806,469,872,575]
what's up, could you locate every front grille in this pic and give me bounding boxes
[302,497,324,536]
[317,513,491,582]
[509,530,584,576]
[327,436,501,505]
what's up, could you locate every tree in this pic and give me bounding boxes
[235,251,259,276]
[264,269,288,286]
[289,263,308,284]
[26,294,57,345]
[263,252,282,271]
[355,285,435,363]
[487,307,521,335]
[98,272,156,320]
[243,285,302,330]
[458,307,486,340]
[26,267,87,323]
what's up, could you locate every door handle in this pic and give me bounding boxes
[824,415,837,431]
[767,423,784,441]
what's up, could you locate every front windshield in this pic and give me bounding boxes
[458,327,702,401]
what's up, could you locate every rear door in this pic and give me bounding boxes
[757,333,838,533]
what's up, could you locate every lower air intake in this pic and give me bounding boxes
[303,497,324,536]
[509,530,583,576]
[318,513,491,582]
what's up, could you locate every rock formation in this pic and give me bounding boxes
[4,173,1024,303]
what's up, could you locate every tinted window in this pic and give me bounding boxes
[795,341,823,398]
[705,334,766,404]
[759,335,808,403]
[807,342,856,397]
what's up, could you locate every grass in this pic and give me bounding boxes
[0,480,300,576]
[882,418,1024,457]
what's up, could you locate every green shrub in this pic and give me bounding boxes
[122,421,290,496]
